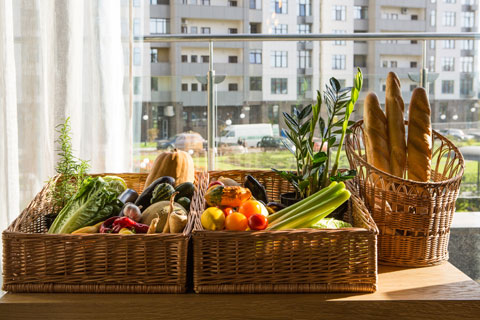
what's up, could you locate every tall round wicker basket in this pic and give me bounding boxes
[345,120,464,267]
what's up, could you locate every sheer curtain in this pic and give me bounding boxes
[0,0,132,230]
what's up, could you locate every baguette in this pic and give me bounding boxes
[386,72,407,178]
[363,92,390,174]
[407,87,432,182]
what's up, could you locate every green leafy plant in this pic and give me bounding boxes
[273,68,363,199]
[50,117,90,213]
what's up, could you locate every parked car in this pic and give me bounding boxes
[438,129,473,141]
[157,131,205,153]
[217,123,274,147]
[257,136,284,149]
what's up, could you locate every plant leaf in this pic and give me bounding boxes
[299,104,313,120]
[329,77,341,92]
[330,169,357,182]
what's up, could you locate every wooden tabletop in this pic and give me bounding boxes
[1,262,479,320]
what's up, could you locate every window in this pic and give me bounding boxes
[228,56,238,63]
[249,50,262,64]
[428,56,435,72]
[442,57,455,71]
[201,83,207,91]
[444,0,456,3]
[297,24,311,34]
[461,78,473,96]
[298,0,311,16]
[463,12,475,28]
[191,83,198,91]
[250,77,262,91]
[201,27,211,34]
[134,77,141,95]
[151,48,158,63]
[443,12,456,26]
[273,24,288,34]
[297,50,311,68]
[410,61,417,68]
[190,26,198,34]
[430,40,436,49]
[181,25,187,33]
[181,55,188,62]
[271,51,288,68]
[461,56,474,72]
[272,0,287,14]
[297,77,311,96]
[332,55,346,70]
[382,84,386,92]
[354,54,367,68]
[133,18,141,36]
[201,0,211,4]
[271,78,288,94]
[228,0,238,6]
[228,28,238,34]
[150,18,168,34]
[410,84,417,92]
[191,55,198,63]
[411,40,417,44]
[442,80,454,94]
[228,83,238,91]
[333,30,346,45]
[462,40,474,50]
[382,60,388,68]
[354,6,367,19]
[390,61,397,68]
[411,15,418,20]
[133,47,141,66]
[332,5,346,21]
[443,40,455,49]
[250,23,261,34]
[430,11,436,27]
[250,0,261,9]
[384,13,398,20]
[151,77,158,92]
[181,83,188,91]
[201,55,209,63]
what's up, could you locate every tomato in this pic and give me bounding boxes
[222,207,234,218]
[238,200,263,219]
[225,212,248,231]
[248,214,268,230]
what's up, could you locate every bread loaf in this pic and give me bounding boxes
[386,72,407,178]
[407,88,432,182]
[363,92,390,174]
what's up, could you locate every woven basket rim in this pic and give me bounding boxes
[346,120,465,187]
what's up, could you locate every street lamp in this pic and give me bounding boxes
[143,114,149,146]
[452,114,458,121]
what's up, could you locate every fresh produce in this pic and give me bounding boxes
[119,228,134,234]
[205,185,252,207]
[150,183,175,204]
[222,207,234,218]
[176,197,191,211]
[140,199,186,233]
[144,149,195,188]
[118,189,139,204]
[174,182,196,201]
[218,176,240,186]
[267,182,350,230]
[201,207,225,231]
[238,200,263,219]
[48,176,126,234]
[120,203,142,222]
[248,214,268,231]
[244,175,268,204]
[312,218,352,229]
[167,212,188,233]
[266,202,287,214]
[100,216,149,234]
[71,221,103,234]
[147,217,159,234]
[208,181,224,190]
[135,176,175,211]
[225,212,248,231]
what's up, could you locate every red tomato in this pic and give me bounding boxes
[222,207,234,218]
[238,200,262,219]
[225,212,248,231]
[248,214,268,230]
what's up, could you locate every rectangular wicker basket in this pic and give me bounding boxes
[192,170,379,294]
[2,172,198,293]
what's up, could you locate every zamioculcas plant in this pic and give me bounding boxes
[273,68,363,199]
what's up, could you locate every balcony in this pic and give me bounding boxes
[177,62,243,76]
[378,19,426,32]
[354,20,368,31]
[377,42,422,55]
[150,4,169,18]
[180,91,244,106]
[354,42,368,54]
[151,62,171,75]
[177,3,244,21]
[151,90,172,102]
[297,16,314,24]
[378,67,420,77]
[379,0,427,8]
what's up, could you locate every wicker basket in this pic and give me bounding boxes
[2,172,198,293]
[191,170,378,293]
[345,120,464,267]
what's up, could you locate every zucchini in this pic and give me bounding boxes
[174,182,195,201]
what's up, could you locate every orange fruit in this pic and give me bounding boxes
[225,212,248,231]
[238,200,262,219]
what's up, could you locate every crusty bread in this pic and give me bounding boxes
[363,92,390,174]
[407,87,432,182]
[386,72,407,178]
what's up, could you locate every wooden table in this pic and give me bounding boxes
[1,262,479,320]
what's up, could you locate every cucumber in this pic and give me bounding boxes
[174,182,195,201]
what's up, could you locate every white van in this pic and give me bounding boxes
[218,123,274,147]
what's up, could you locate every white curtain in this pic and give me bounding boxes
[0,0,132,230]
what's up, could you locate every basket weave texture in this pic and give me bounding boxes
[192,170,378,293]
[3,172,198,293]
[345,120,465,267]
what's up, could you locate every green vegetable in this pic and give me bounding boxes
[151,183,175,204]
[174,182,195,201]
[176,197,191,211]
[48,176,126,234]
[312,218,352,229]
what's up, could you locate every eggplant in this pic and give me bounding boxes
[135,176,175,211]
[266,202,287,213]
[118,188,139,204]
[244,175,268,204]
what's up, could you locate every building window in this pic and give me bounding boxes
[382,84,386,92]
[354,54,367,68]
[430,40,435,49]
[410,84,417,92]
[297,24,311,34]
[333,30,346,45]
[150,18,169,34]
[201,55,209,63]
[272,0,288,14]
[390,61,397,68]
[382,60,388,68]
[354,6,367,20]
[250,0,261,9]
[201,27,211,34]
[181,83,188,91]
[461,78,473,96]
[461,56,474,72]
[181,55,188,62]
[271,78,288,94]
[133,18,141,36]
[228,83,238,91]
[332,55,346,70]
[428,56,435,72]
[190,26,198,34]
[228,56,238,63]
[151,77,158,92]
[410,61,417,68]
[228,28,238,34]
[151,48,158,63]
[250,77,262,91]
[250,23,261,34]
[133,47,141,66]
[228,0,238,6]
[430,11,436,27]
[249,50,262,64]
[271,51,288,68]
[442,12,456,26]
[297,77,311,96]
[332,5,346,21]
[298,0,311,16]
[463,12,475,28]
[201,83,207,91]
[442,57,455,71]
[181,25,188,33]
[297,50,311,68]
[201,0,211,4]
[191,55,198,63]
[444,0,456,3]
[191,83,198,91]
[134,77,141,95]
[442,80,454,94]
[443,40,455,49]
[273,24,288,34]
[462,39,474,50]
